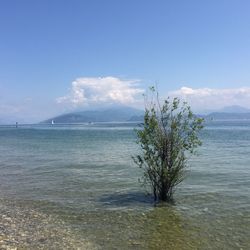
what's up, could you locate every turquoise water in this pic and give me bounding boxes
[0,121,250,249]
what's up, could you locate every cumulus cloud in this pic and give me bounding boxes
[169,86,250,111]
[56,76,144,107]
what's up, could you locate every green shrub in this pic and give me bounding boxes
[133,89,204,202]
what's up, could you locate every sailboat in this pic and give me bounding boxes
[51,120,54,125]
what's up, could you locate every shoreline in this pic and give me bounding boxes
[0,199,95,250]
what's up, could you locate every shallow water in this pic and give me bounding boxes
[0,121,249,249]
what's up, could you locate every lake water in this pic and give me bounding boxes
[0,121,249,249]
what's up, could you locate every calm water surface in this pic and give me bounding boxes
[0,121,249,249]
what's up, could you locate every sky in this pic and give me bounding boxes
[0,0,250,123]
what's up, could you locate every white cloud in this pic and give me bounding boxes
[57,76,144,107]
[169,86,250,111]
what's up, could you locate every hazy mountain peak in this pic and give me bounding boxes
[220,105,250,113]
[42,106,144,123]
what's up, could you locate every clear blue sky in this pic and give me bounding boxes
[1,0,250,122]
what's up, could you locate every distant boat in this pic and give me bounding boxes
[51,120,54,125]
[15,122,18,128]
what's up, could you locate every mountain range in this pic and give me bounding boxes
[218,105,250,113]
[41,105,250,124]
[42,106,144,123]
[201,105,250,120]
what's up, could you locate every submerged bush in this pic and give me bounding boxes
[133,88,204,202]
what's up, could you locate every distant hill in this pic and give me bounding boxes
[205,112,250,120]
[204,105,250,120]
[40,105,250,124]
[219,105,250,113]
[41,107,144,123]
[127,115,144,122]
